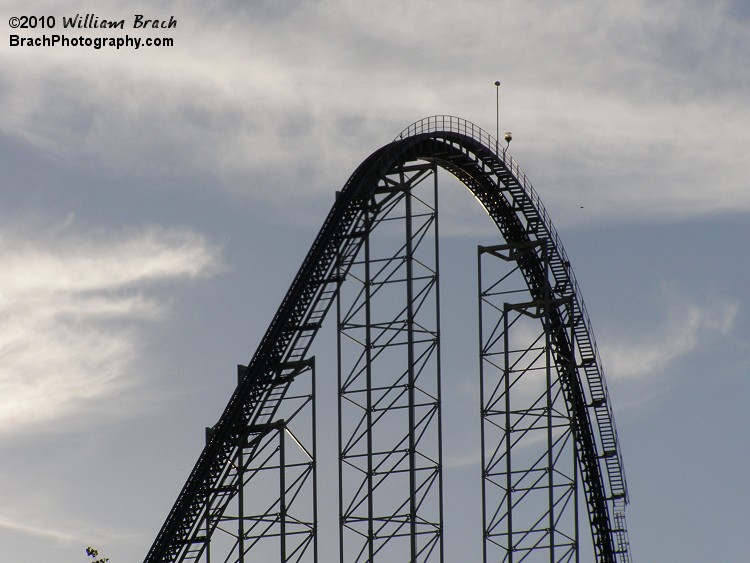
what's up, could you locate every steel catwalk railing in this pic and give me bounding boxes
[479,240,579,562]
[397,115,629,525]
[413,150,626,559]
[144,116,631,562]
[144,174,375,562]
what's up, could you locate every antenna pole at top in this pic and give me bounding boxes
[494,80,501,150]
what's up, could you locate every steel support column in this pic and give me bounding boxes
[337,163,443,561]
[144,115,632,563]
[199,361,317,562]
[479,241,578,562]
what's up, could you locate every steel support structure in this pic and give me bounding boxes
[195,361,318,562]
[144,115,632,563]
[479,241,578,562]
[337,162,443,561]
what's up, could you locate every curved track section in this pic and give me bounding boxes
[144,115,631,562]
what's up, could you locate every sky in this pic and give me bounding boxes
[1,0,749,561]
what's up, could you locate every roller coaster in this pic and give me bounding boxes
[144,115,632,562]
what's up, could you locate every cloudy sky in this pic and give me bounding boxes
[1,0,749,561]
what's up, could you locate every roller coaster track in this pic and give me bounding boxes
[144,115,632,562]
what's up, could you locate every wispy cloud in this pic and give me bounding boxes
[600,289,739,382]
[0,505,137,546]
[443,289,741,467]
[444,449,481,470]
[1,1,748,224]
[0,217,220,435]
[0,513,78,544]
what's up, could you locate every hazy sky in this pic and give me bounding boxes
[1,1,749,561]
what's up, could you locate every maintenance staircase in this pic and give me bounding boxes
[398,115,631,562]
[146,115,632,563]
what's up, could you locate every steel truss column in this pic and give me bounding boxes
[337,163,443,561]
[479,240,579,563]
[145,116,632,563]
[202,360,318,562]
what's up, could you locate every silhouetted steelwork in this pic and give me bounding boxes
[479,241,578,561]
[144,115,632,563]
[337,162,442,561]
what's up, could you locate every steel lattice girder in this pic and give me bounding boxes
[479,241,579,562]
[144,116,631,563]
[337,163,442,562]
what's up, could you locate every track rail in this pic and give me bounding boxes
[144,116,631,562]
[397,114,630,518]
